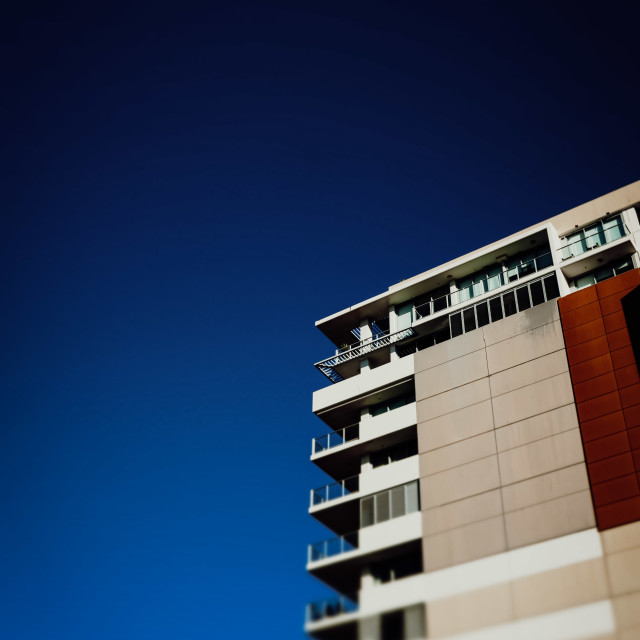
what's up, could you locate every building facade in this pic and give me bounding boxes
[305,182,640,640]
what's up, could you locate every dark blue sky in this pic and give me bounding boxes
[1,2,638,638]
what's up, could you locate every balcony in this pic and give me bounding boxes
[314,327,416,383]
[308,513,423,593]
[559,216,628,261]
[305,594,358,639]
[312,424,360,455]
[311,475,360,508]
[306,594,358,623]
[557,216,635,279]
[412,249,554,322]
[311,404,417,478]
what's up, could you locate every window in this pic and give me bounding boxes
[360,481,420,528]
[447,274,560,340]
[575,257,634,289]
[453,244,551,305]
[381,611,404,640]
[372,551,423,584]
[370,441,418,468]
[370,394,415,417]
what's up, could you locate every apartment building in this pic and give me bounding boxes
[305,181,640,640]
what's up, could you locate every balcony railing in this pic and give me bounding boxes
[414,250,553,320]
[311,475,360,507]
[308,531,359,563]
[312,423,360,455]
[315,327,417,383]
[559,218,629,260]
[306,594,358,624]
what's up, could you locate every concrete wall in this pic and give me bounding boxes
[415,299,596,573]
[423,521,640,639]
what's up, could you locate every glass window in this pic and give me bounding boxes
[503,291,517,317]
[516,285,531,311]
[375,492,390,523]
[450,312,463,338]
[486,265,503,291]
[463,307,476,332]
[603,215,624,242]
[535,250,553,269]
[390,486,405,519]
[405,481,420,513]
[489,296,503,322]
[576,273,596,289]
[543,274,560,300]
[476,301,490,327]
[361,497,374,527]
[530,279,545,305]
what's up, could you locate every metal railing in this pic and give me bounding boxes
[311,475,360,507]
[308,531,359,563]
[312,423,359,455]
[315,327,417,383]
[414,251,553,320]
[306,594,358,623]
[560,221,629,260]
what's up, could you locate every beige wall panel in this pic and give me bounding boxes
[511,557,609,619]
[414,330,486,376]
[601,520,640,555]
[505,490,595,549]
[416,377,490,422]
[485,319,565,375]
[501,463,590,513]
[491,372,574,429]
[417,399,494,452]
[606,547,640,596]
[422,489,503,536]
[415,348,488,399]
[495,403,579,452]
[423,515,507,572]
[489,349,568,398]
[420,455,501,509]
[426,582,514,637]
[420,432,496,477]
[498,428,585,486]
[612,592,640,631]
[482,299,559,347]
[620,627,640,640]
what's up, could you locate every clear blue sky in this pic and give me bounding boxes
[1,2,638,638]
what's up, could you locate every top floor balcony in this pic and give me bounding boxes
[559,214,628,261]
[314,239,555,385]
[557,214,636,279]
[314,327,416,383]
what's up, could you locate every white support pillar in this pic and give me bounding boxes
[360,319,372,373]
[389,305,399,361]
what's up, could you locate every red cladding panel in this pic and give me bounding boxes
[559,270,640,530]
[570,353,614,385]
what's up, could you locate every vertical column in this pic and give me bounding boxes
[360,319,372,373]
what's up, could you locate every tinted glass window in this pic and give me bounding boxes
[543,274,560,300]
[516,285,531,311]
[476,301,490,327]
[463,307,476,332]
[489,296,503,322]
[503,291,517,317]
[530,279,545,306]
[450,312,463,337]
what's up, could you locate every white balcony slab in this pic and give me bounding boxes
[313,355,415,415]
